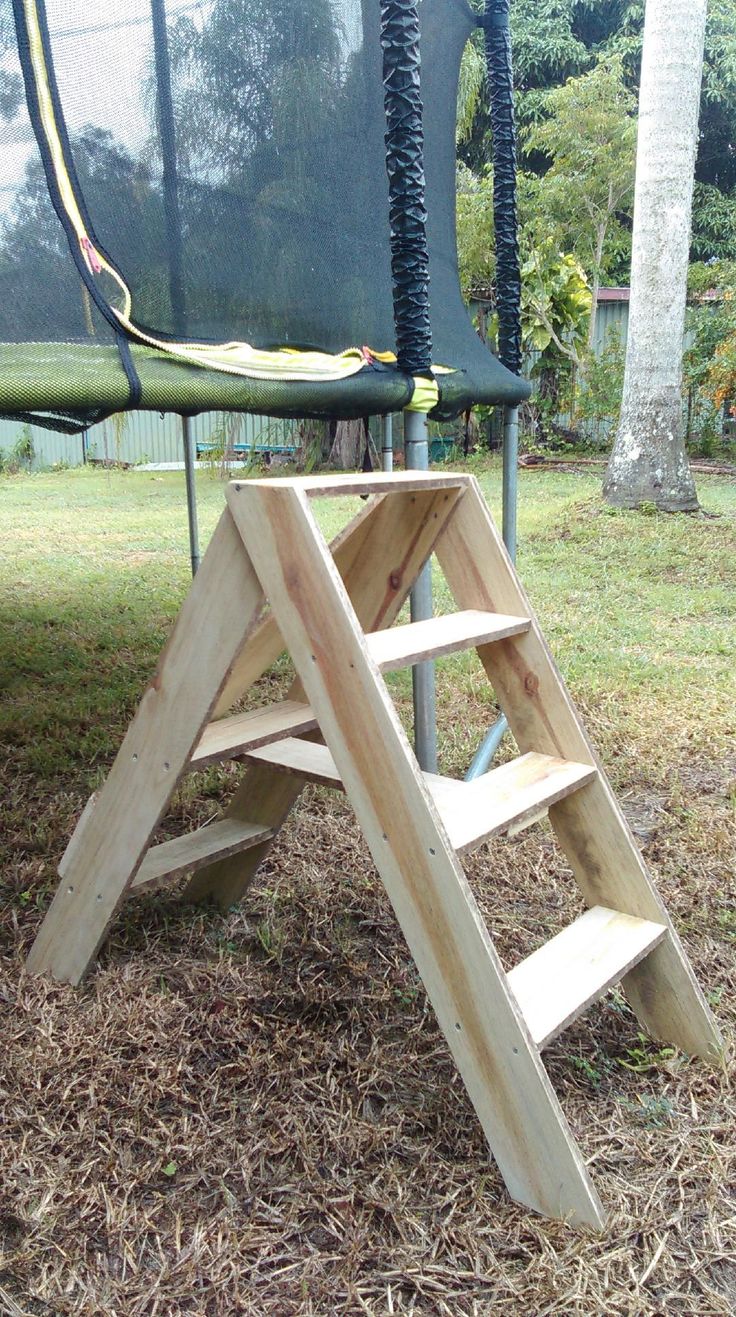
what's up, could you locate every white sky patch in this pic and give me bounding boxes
[0,0,363,222]
[0,0,207,218]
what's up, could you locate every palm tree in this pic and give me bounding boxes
[603,0,707,511]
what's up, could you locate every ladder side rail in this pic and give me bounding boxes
[226,478,605,1229]
[435,477,722,1061]
[27,508,266,984]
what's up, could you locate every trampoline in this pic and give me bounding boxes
[2,0,530,772]
[1,0,529,433]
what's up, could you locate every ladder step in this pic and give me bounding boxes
[192,614,529,769]
[366,610,530,673]
[132,818,275,892]
[507,905,668,1048]
[250,471,469,498]
[244,742,596,854]
[425,752,598,854]
[246,737,342,787]
[191,699,318,767]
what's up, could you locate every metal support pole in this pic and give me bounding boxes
[182,415,200,576]
[465,404,518,780]
[501,404,518,560]
[381,414,394,472]
[404,410,438,773]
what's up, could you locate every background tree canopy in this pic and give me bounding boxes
[460,0,736,270]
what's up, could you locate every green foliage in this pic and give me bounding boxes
[702,322,736,415]
[12,425,34,470]
[683,263,736,446]
[691,184,736,262]
[0,427,37,474]
[516,246,591,446]
[617,1032,677,1074]
[521,244,591,361]
[511,2,589,92]
[699,0,736,202]
[687,258,736,297]
[457,39,486,146]
[524,57,637,292]
[456,163,495,299]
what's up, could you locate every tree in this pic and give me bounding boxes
[521,244,592,442]
[603,0,707,511]
[460,1,736,274]
[525,57,636,349]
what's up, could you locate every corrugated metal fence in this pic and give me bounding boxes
[0,409,298,471]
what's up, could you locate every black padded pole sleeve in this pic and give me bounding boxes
[380,0,433,376]
[482,0,522,376]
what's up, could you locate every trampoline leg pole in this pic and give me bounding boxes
[382,414,394,472]
[404,410,438,773]
[182,415,201,577]
[502,403,519,560]
[465,404,518,781]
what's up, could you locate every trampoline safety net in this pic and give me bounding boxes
[0,0,530,428]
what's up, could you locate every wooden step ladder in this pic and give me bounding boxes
[27,471,721,1229]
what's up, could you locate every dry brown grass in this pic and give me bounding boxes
[1,467,734,1314]
[1,680,734,1316]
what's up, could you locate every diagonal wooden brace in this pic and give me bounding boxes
[185,483,465,909]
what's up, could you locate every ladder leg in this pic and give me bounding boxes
[185,483,465,908]
[435,478,722,1062]
[184,762,302,909]
[27,510,265,984]
[225,481,606,1228]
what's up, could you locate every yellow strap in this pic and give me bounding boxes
[407,376,440,413]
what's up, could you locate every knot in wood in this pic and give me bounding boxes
[524,672,539,696]
[389,571,402,591]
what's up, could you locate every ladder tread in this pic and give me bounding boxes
[246,471,470,497]
[366,609,530,672]
[191,699,317,767]
[427,752,597,854]
[132,817,275,892]
[246,737,342,787]
[507,905,668,1048]
[193,614,530,769]
[244,741,596,854]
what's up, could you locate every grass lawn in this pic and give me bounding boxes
[0,460,734,1315]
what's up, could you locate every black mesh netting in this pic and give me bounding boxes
[0,0,529,425]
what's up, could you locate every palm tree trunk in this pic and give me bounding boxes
[603,0,706,511]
